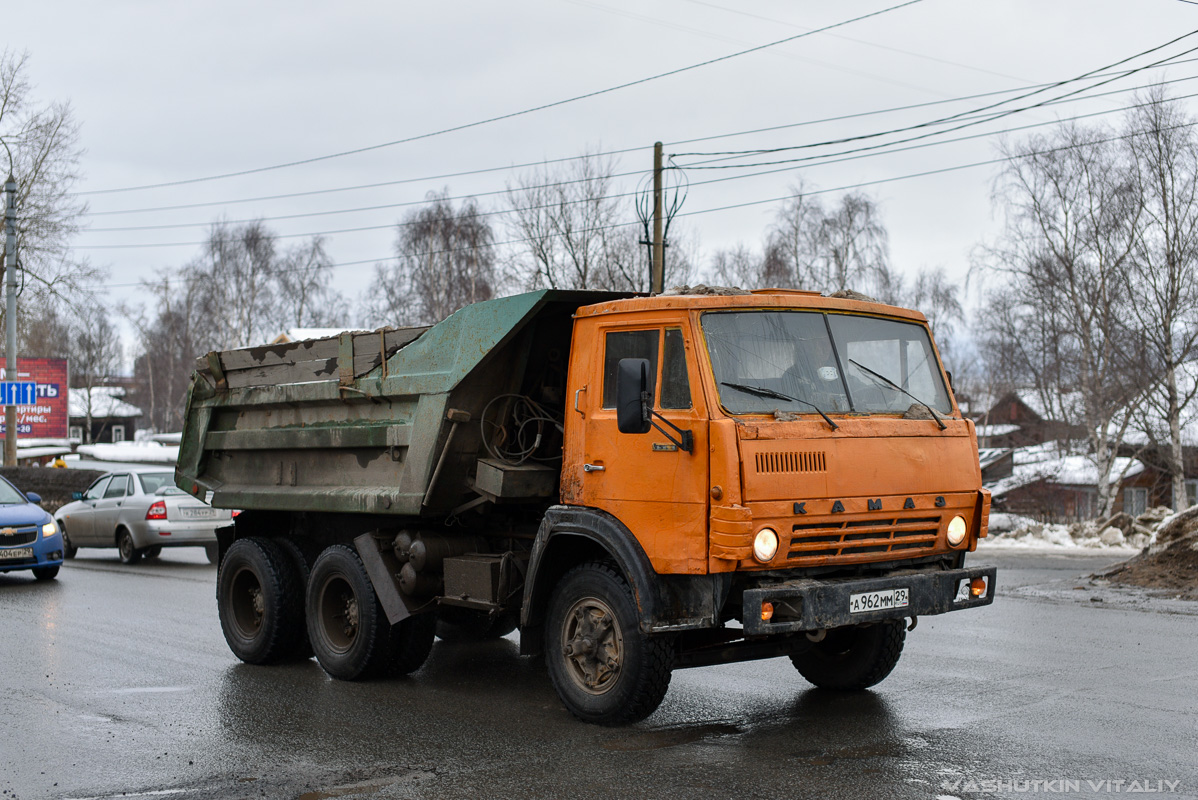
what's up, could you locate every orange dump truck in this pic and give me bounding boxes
[178,287,994,724]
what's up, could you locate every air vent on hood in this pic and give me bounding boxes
[755,451,826,474]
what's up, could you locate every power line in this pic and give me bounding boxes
[673,44,1198,171]
[73,80,1198,244]
[86,115,1198,288]
[73,0,925,197]
[81,59,1198,220]
[673,30,1198,160]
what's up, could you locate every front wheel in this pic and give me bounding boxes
[545,562,673,725]
[217,537,306,664]
[117,530,142,565]
[789,620,906,690]
[59,522,77,559]
[32,565,60,581]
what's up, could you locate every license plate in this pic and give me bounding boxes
[179,507,219,520]
[0,547,33,560]
[849,587,909,613]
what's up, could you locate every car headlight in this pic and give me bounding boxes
[753,527,779,562]
[947,515,967,546]
[42,521,58,538]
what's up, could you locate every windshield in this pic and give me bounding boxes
[701,310,952,416]
[0,478,28,504]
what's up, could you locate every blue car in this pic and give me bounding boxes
[0,476,63,581]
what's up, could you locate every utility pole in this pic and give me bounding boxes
[3,173,17,467]
[651,141,664,295]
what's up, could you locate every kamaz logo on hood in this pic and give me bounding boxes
[793,496,947,515]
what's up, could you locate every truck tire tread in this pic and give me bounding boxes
[217,537,306,665]
[789,619,905,690]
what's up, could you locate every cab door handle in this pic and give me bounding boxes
[583,463,605,473]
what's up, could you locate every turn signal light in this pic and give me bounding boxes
[761,601,775,622]
[146,501,167,521]
[970,577,987,597]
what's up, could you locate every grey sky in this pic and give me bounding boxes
[7,0,1198,325]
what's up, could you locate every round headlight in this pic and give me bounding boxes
[753,528,779,562]
[947,515,967,546]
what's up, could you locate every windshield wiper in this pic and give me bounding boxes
[720,381,839,431]
[847,359,947,431]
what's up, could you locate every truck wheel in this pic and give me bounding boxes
[117,530,142,565]
[274,538,313,659]
[59,522,77,559]
[306,545,389,681]
[144,545,162,559]
[545,562,673,725]
[204,543,220,564]
[436,607,518,642]
[217,537,306,664]
[789,620,906,690]
[381,612,437,676]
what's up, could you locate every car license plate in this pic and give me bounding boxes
[179,507,218,520]
[849,587,909,613]
[0,547,33,560]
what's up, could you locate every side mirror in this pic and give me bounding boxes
[616,358,652,434]
[71,491,83,501]
[26,492,41,505]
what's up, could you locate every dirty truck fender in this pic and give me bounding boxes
[519,506,730,656]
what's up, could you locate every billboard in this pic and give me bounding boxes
[0,358,69,440]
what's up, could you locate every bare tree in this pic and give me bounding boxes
[0,50,97,307]
[69,305,122,443]
[370,191,495,326]
[1121,90,1198,511]
[274,236,345,329]
[979,122,1148,516]
[504,151,690,292]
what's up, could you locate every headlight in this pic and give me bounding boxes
[947,515,967,546]
[42,521,58,538]
[753,527,779,562]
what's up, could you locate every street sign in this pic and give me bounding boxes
[0,381,37,406]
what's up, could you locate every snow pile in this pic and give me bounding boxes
[76,440,179,464]
[68,386,142,418]
[982,506,1178,551]
[1097,505,1198,599]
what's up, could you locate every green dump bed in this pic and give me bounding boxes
[176,290,628,516]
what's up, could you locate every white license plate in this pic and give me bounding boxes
[0,547,33,560]
[179,507,219,520]
[849,587,909,613]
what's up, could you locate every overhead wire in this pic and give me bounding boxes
[73,0,925,197]
[72,83,1198,247]
[79,57,1198,221]
[89,114,1198,293]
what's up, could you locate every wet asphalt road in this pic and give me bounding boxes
[3,548,1196,800]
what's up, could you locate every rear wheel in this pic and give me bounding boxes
[217,537,306,664]
[545,562,674,725]
[789,620,906,690]
[306,545,389,681]
[32,565,59,581]
[204,543,220,564]
[58,521,77,559]
[117,530,142,565]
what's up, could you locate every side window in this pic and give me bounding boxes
[104,476,128,499]
[84,477,111,501]
[602,330,659,409]
[126,475,136,495]
[660,328,692,409]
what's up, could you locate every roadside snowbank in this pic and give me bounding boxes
[75,441,179,464]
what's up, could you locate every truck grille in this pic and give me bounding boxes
[788,517,940,559]
[0,527,38,547]
[755,451,826,474]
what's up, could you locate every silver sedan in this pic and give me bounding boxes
[55,470,233,564]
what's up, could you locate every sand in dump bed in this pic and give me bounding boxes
[1097,506,1198,600]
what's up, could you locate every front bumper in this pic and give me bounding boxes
[0,532,64,573]
[742,565,996,635]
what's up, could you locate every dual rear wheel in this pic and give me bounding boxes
[217,537,434,677]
